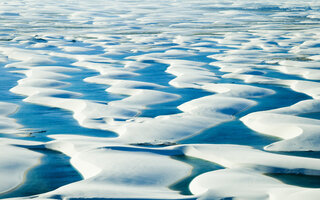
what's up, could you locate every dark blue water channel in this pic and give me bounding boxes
[0,145,82,199]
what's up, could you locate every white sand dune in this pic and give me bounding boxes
[0,141,40,194]
[190,168,320,200]
[241,99,320,151]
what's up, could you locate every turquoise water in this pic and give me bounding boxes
[170,155,224,195]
